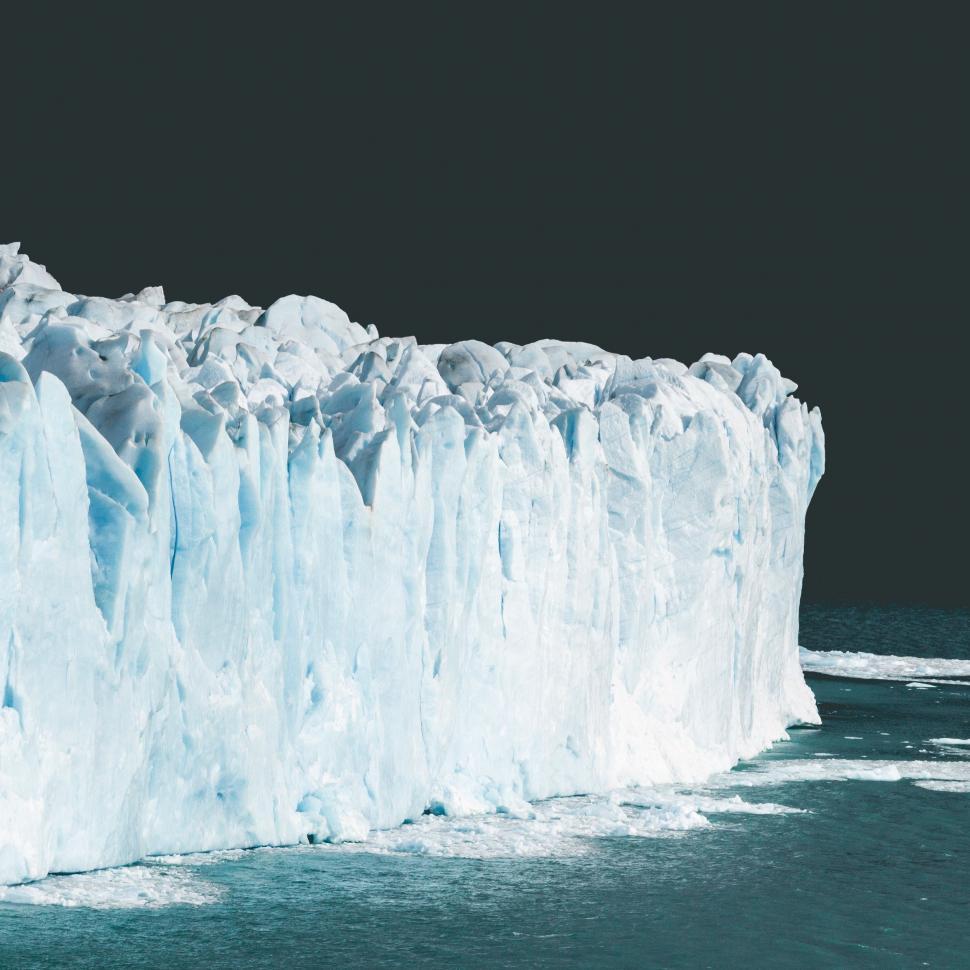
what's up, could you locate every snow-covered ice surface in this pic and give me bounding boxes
[800,648,970,681]
[0,243,824,885]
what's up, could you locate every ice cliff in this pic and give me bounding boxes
[0,243,824,884]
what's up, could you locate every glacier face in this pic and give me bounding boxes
[0,242,823,884]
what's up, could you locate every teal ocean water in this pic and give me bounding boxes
[1,606,967,969]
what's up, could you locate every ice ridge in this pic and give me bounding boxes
[0,243,823,884]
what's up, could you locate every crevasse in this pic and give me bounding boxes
[0,243,823,884]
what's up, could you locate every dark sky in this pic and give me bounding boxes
[5,8,966,605]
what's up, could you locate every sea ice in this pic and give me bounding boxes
[708,759,970,787]
[800,649,970,681]
[913,781,970,793]
[0,865,223,909]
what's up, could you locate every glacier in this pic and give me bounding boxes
[0,242,824,885]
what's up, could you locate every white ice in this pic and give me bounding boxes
[0,243,824,885]
[708,759,970,787]
[322,788,805,860]
[800,648,970,681]
[913,781,970,793]
[0,865,222,909]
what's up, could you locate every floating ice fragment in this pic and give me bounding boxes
[800,648,970,682]
[0,866,223,909]
[713,759,970,788]
[913,781,970,793]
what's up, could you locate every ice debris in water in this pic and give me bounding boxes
[708,759,970,787]
[800,649,970,681]
[0,243,823,885]
[0,864,223,909]
[320,788,806,860]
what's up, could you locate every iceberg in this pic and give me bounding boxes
[0,242,824,884]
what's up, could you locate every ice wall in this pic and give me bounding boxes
[0,243,824,884]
